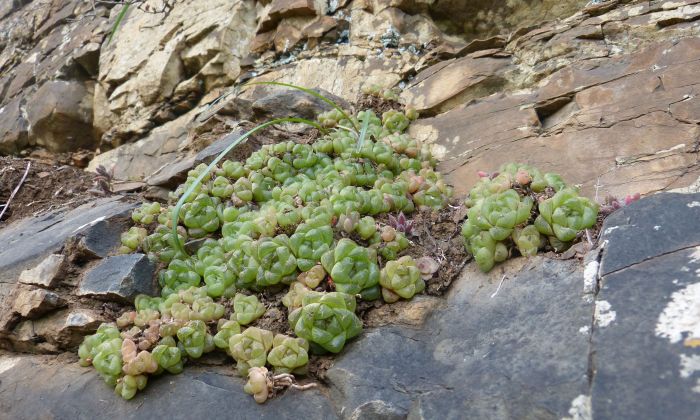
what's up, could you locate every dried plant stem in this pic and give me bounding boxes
[0,161,31,222]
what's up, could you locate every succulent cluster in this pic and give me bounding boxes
[462,163,599,272]
[83,85,452,403]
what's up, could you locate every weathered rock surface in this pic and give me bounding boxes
[0,0,108,153]
[77,254,157,303]
[0,197,134,284]
[11,286,65,318]
[407,0,700,199]
[0,356,337,420]
[18,254,64,288]
[590,192,700,418]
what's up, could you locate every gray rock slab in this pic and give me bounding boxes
[327,257,592,419]
[77,254,157,303]
[599,192,700,276]
[0,355,338,420]
[592,193,700,419]
[593,247,700,419]
[72,217,130,260]
[0,197,135,284]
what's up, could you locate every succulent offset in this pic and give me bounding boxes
[462,163,599,272]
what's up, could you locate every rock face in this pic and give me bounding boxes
[2,193,699,418]
[77,254,157,303]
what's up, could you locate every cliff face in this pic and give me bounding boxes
[6,0,695,201]
[2,2,700,418]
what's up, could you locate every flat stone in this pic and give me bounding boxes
[599,193,700,276]
[70,217,131,261]
[401,54,511,114]
[0,197,135,292]
[33,308,105,350]
[251,88,347,121]
[78,254,157,303]
[0,356,338,419]
[327,257,591,418]
[18,254,64,288]
[591,246,700,418]
[12,287,65,319]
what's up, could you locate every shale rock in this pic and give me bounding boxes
[77,254,157,303]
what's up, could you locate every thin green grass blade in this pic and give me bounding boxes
[356,112,371,152]
[171,117,325,256]
[245,81,360,133]
[107,3,130,45]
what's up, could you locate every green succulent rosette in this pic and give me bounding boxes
[176,320,210,359]
[379,255,425,302]
[535,187,599,247]
[228,327,274,376]
[213,318,241,351]
[159,259,201,297]
[267,334,309,374]
[115,374,147,400]
[152,343,184,374]
[181,193,221,238]
[120,226,147,253]
[512,225,542,257]
[132,202,161,225]
[288,291,362,353]
[78,323,121,367]
[321,238,380,297]
[289,222,334,271]
[233,293,265,325]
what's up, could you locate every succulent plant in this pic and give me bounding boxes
[115,374,148,400]
[132,202,161,225]
[244,366,270,404]
[100,83,459,403]
[78,323,121,367]
[121,339,158,376]
[120,227,147,253]
[229,327,274,376]
[213,318,242,351]
[180,194,222,238]
[282,281,312,311]
[267,334,309,374]
[288,291,362,353]
[379,256,425,303]
[321,238,380,296]
[535,188,599,248]
[297,264,325,288]
[152,342,184,374]
[159,259,201,297]
[176,320,211,359]
[512,225,542,257]
[289,223,334,272]
[233,293,266,325]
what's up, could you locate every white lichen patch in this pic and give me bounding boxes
[689,246,700,264]
[562,394,592,420]
[679,354,700,378]
[655,282,700,344]
[595,300,616,327]
[687,201,700,208]
[583,260,599,294]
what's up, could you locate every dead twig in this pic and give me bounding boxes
[0,161,31,222]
